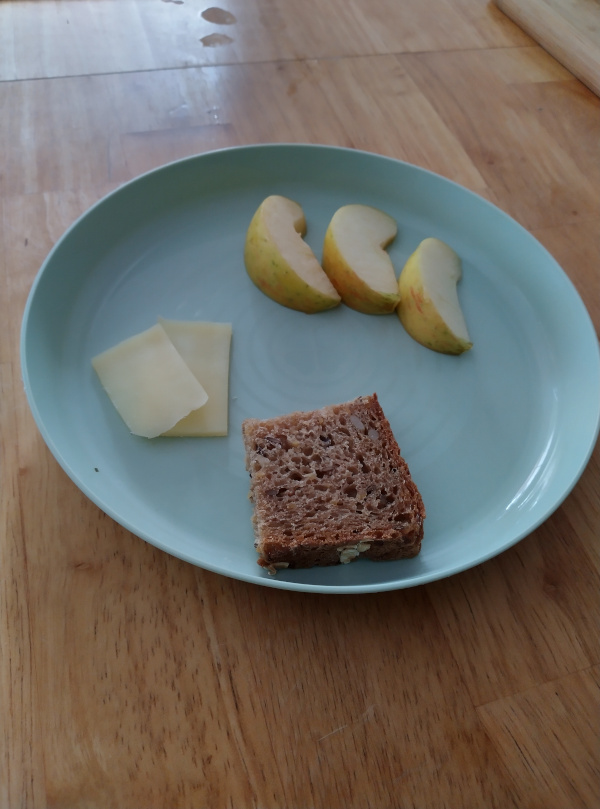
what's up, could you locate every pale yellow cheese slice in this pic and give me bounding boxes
[92,323,209,438]
[159,318,232,436]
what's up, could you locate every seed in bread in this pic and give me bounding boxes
[241,394,425,571]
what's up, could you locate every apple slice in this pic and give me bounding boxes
[244,195,341,313]
[397,237,473,355]
[321,204,400,314]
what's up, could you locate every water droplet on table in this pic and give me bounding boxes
[200,33,234,47]
[201,7,237,24]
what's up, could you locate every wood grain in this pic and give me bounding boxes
[478,665,600,808]
[495,0,600,95]
[0,0,530,81]
[1,1,599,808]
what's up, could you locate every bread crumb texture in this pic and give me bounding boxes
[242,394,425,570]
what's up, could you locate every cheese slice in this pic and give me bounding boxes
[159,318,232,436]
[92,323,209,438]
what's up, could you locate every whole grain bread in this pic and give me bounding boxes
[241,393,425,571]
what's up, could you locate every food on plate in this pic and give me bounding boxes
[244,195,341,313]
[321,204,400,314]
[241,393,425,573]
[397,237,473,355]
[159,319,232,436]
[92,319,232,438]
[92,323,209,438]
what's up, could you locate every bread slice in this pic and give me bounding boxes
[242,393,425,572]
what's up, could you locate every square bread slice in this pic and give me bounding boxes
[241,393,425,572]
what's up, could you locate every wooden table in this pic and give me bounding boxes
[2,2,598,807]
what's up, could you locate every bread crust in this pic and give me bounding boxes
[242,394,425,570]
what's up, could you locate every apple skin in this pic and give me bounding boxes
[321,204,400,315]
[397,237,473,355]
[244,195,341,314]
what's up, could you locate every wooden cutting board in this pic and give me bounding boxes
[495,0,600,95]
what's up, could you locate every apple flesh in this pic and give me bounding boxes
[397,237,473,355]
[321,204,400,314]
[244,195,341,314]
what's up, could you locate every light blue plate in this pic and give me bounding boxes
[21,144,600,593]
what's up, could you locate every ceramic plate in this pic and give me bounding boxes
[21,144,600,593]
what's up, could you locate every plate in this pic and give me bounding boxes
[21,144,600,593]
